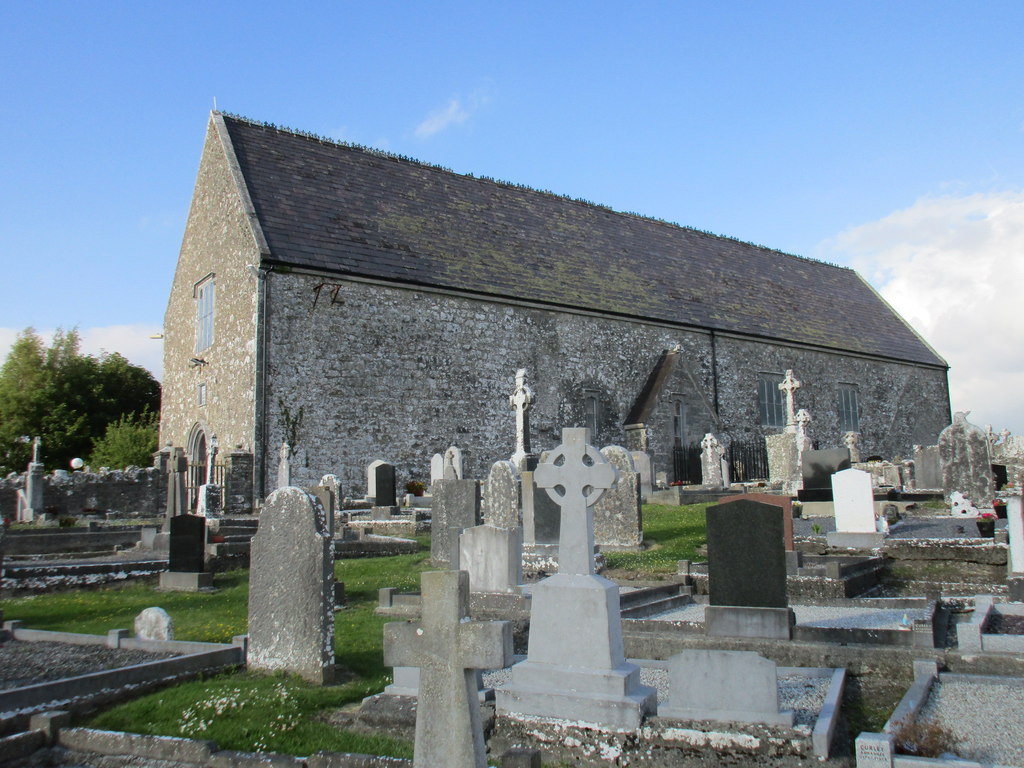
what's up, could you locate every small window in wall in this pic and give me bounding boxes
[197,382,207,407]
[672,399,688,446]
[757,374,786,428]
[584,391,600,436]
[195,275,215,354]
[838,384,860,432]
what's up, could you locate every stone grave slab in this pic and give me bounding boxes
[460,524,522,594]
[248,487,335,684]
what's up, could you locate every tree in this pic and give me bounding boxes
[0,328,160,473]
[89,410,159,469]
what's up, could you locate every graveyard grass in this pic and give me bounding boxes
[2,504,707,756]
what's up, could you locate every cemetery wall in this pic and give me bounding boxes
[256,270,950,497]
[0,468,165,519]
[159,117,261,463]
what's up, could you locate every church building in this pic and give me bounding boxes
[160,112,950,502]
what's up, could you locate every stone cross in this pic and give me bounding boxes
[31,436,41,465]
[278,441,292,489]
[778,369,802,432]
[509,368,535,471]
[205,434,219,486]
[534,427,618,575]
[843,431,861,463]
[384,570,511,768]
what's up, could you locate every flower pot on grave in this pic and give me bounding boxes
[994,501,1008,519]
[976,519,996,538]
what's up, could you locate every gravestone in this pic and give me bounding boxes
[508,368,536,472]
[798,447,851,502]
[248,487,335,684]
[163,448,188,526]
[159,514,212,591]
[827,468,884,547]
[843,431,862,463]
[939,412,995,505]
[277,441,292,489]
[659,650,793,726]
[913,444,942,489]
[17,437,44,522]
[195,484,221,518]
[134,607,174,641]
[429,453,444,486]
[856,733,895,768]
[779,369,801,432]
[482,460,520,529]
[366,459,386,499]
[460,525,522,593]
[719,493,794,550]
[308,484,336,538]
[383,570,512,768]
[431,479,481,567]
[705,499,793,639]
[521,470,561,546]
[444,446,464,480]
[374,462,398,507]
[700,433,727,488]
[497,428,656,728]
[592,446,643,548]
[1006,495,1024,600]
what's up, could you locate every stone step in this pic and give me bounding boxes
[621,593,694,619]
[619,582,693,619]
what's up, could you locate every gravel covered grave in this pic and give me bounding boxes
[918,679,1024,766]
[643,602,928,630]
[0,640,177,690]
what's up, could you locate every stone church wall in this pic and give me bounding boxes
[259,270,950,498]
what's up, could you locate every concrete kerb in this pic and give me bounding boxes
[0,624,245,717]
[53,727,413,767]
[883,660,939,733]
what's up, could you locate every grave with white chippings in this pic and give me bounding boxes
[496,427,656,729]
[384,570,512,768]
[247,487,336,684]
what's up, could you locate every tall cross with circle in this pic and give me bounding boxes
[534,427,618,575]
[509,368,534,471]
[778,369,802,431]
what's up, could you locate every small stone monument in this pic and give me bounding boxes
[508,368,536,472]
[277,441,292,490]
[444,446,464,480]
[700,433,727,488]
[372,462,398,514]
[496,428,656,728]
[429,453,445,486]
[765,371,810,494]
[939,412,995,506]
[843,431,862,463]
[134,607,174,641]
[248,487,335,684]
[384,570,512,768]
[591,446,643,548]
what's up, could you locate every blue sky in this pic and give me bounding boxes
[2,2,1023,434]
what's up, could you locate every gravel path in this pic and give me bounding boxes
[642,602,928,630]
[918,679,1024,765]
[0,640,176,690]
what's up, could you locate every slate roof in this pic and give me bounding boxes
[220,114,945,368]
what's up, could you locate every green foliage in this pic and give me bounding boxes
[89,410,159,469]
[603,503,708,575]
[0,328,159,472]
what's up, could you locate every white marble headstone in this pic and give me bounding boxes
[832,468,876,534]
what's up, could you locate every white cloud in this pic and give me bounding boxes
[414,88,491,140]
[816,191,1024,434]
[0,325,164,381]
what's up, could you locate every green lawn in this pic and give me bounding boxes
[2,504,706,756]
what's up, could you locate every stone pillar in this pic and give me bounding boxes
[223,449,254,515]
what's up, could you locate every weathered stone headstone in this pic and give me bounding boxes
[482,460,520,529]
[444,446,464,480]
[134,607,174,641]
[855,733,895,768]
[384,570,511,768]
[277,441,292,490]
[168,515,206,573]
[508,368,536,472]
[163,448,188,525]
[431,479,481,567]
[843,431,862,463]
[374,462,397,507]
[497,428,656,728]
[195,484,221,518]
[308,484,336,538]
[460,524,522,594]
[700,433,727,488]
[780,369,802,432]
[659,649,793,726]
[429,453,444,486]
[248,487,335,684]
[913,444,942,489]
[520,470,561,546]
[704,498,793,639]
[939,412,995,505]
[592,445,643,548]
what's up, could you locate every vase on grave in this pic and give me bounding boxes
[994,500,1008,519]
[976,518,996,538]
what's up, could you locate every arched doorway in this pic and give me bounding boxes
[187,424,208,510]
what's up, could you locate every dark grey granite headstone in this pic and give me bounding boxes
[532,487,561,545]
[801,448,851,490]
[374,463,397,507]
[431,479,481,567]
[706,499,787,609]
[169,514,206,573]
